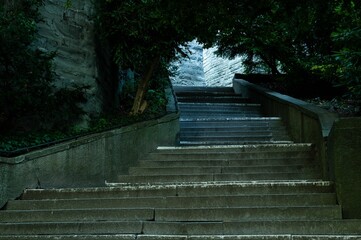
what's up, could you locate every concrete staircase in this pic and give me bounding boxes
[1,86,360,239]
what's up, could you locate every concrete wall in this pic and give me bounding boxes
[233,77,338,180]
[36,0,101,117]
[328,118,361,219]
[0,113,180,209]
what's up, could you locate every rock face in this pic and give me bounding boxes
[36,0,101,117]
[170,40,206,86]
[203,47,245,87]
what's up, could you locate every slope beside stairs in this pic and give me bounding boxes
[1,86,360,239]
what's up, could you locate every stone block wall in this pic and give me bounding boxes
[170,40,206,86]
[36,0,101,117]
[203,47,245,87]
[170,41,245,87]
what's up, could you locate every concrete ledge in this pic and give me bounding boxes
[233,77,338,179]
[0,113,180,209]
[328,118,361,219]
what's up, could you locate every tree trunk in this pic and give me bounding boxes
[129,56,160,115]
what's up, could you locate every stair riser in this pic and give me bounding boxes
[155,207,342,221]
[0,207,341,223]
[6,194,337,210]
[0,236,136,240]
[2,235,361,240]
[179,132,289,137]
[129,166,320,175]
[2,220,361,235]
[117,172,322,183]
[180,121,284,128]
[139,159,314,168]
[145,152,313,161]
[0,209,154,223]
[21,183,334,200]
[142,221,361,235]
[180,127,287,132]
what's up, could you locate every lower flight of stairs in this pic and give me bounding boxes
[0,87,360,239]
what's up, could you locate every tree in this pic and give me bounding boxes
[96,0,196,115]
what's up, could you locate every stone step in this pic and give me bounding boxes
[116,172,322,183]
[178,102,261,109]
[6,193,337,210]
[155,144,312,153]
[138,158,314,168]
[1,220,361,235]
[179,130,289,137]
[178,135,288,142]
[180,113,264,118]
[1,235,361,240]
[179,140,295,146]
[0,206,341,223]
[145,144,314,161]
[180,118,285,128]
[0,208,154,223]
[128,165,320,176]
[180,126,287,132]
[21,181,335,200]
[142,221,361,235]
[174,86,235,94]
[177,95,252,103]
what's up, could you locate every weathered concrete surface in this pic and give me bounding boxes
[233,77,338,180]
[328,118,361,219]
[36,0,101,116]
[0,113,179,209]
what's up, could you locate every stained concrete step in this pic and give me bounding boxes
[128,165,320,176]
[117,172,322,183]
[178,135,286,142]
[178,102,261,110]
[180,113,264,119]
[1,220,361,235]
[180,130,287,137]
[0,208,155,222]
[0,206,341,223]
[145,144,314,161]
[177,95,251,103]
[180,118,286,128]
[138,158,314,168]
[180,126,288,133]
[179,140,295,146]
[6,193,337,210]
[21,181,335,200]
[1,235,361,240]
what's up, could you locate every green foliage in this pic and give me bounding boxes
[0,0,87,134]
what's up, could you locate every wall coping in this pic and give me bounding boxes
[0,113,179,165]
[233,77,338,138]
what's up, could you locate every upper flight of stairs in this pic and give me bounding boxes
[1,86,360,239]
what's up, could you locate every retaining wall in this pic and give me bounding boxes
[0,113,179,209]
[233,76,338,180]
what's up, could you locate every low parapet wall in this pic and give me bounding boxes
[328,118,361,219]
[233,76,338,180]
[0,113,180,209]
